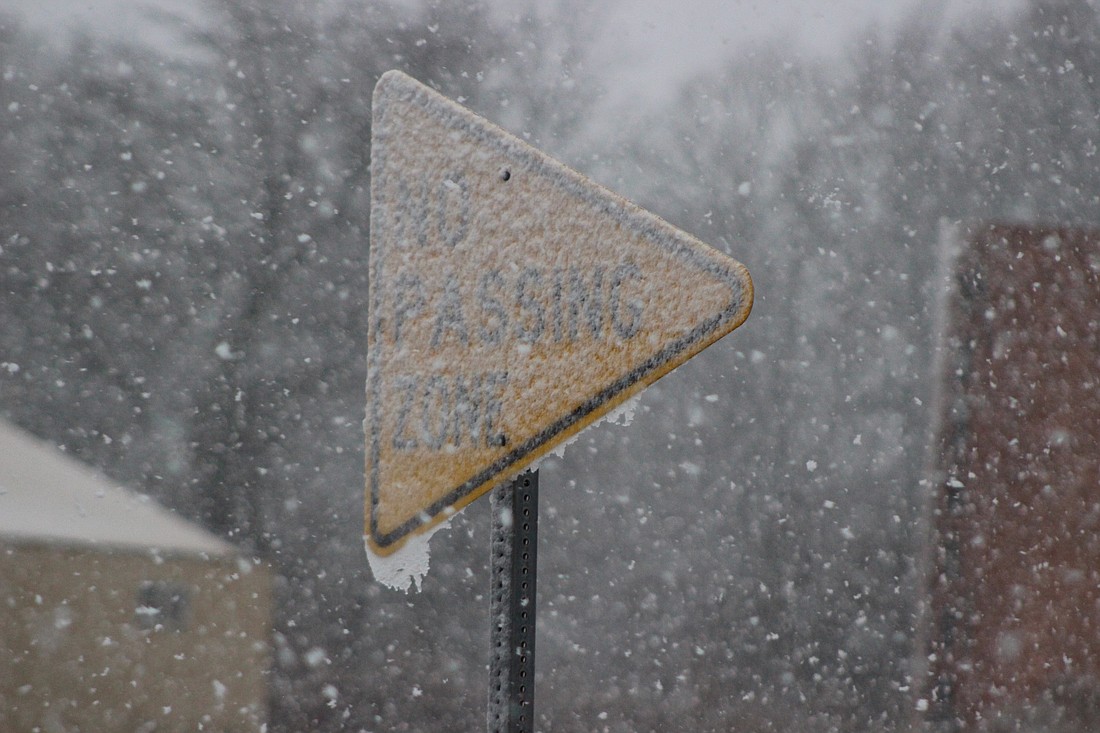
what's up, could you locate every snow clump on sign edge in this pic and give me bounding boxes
[364,521,450,593]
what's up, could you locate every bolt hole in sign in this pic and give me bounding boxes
[365,71,753,571]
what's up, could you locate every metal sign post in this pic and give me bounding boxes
[365,70,753,729]
[488,470,538,733]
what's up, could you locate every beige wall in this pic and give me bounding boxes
[0,540,271,732]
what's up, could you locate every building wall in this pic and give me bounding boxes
[923,224,1100,731]
[0,540,271,732]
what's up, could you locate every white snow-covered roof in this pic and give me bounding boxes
[0,419,234,556]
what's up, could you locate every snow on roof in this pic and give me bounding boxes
[0,419,234,556]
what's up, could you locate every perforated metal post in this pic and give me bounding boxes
[488,470,538,733]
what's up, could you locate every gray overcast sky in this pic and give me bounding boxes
[595,0,1023,104]
[7,0,1022,106]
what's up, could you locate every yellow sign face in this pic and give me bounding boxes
[366,71,753,555]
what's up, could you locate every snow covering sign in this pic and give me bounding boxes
[366,70,753,557]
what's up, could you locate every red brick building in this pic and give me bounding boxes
[920,224,1100,730]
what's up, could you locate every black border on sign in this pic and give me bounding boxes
[367,71,752,550]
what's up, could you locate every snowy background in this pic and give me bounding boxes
[0,0,1091,730]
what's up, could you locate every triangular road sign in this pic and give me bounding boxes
[366,71,752,556]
